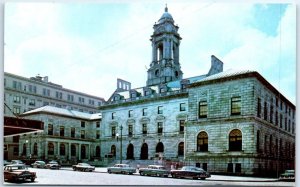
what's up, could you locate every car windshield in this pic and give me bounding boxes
[49,161,58,164]
[80,163,90,166]
[9,165,27,170]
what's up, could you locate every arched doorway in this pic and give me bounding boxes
[71,144,76,156]
[95,146,101,157]
[126,143,134,159]
[48,142,54,155]
[140,143,148,160]
[156,142,164,153]
[111,145,116,157]
[33,143,38,156]
[178,142,184,156]
[81,145,86,159]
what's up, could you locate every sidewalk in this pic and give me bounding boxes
[94,167,279,182]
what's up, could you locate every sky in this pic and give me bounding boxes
[4,2,296,104]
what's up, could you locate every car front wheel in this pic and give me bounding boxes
[31,177,35,182]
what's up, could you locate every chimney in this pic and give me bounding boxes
[207,55,223,76]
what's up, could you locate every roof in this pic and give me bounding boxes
[21,106,101,120]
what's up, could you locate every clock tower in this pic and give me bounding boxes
[146,6,183,86]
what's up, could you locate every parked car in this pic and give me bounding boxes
[139,165,170,177]
[4,164,36,182]
[31,161,46,168]
[46,161,61,169]
[170,166,211,180]
[107,164,136,175]
[279,170,295,181]
[10,160,24,165]
[72,163,95,172]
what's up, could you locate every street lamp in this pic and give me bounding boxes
[116,125,123,164]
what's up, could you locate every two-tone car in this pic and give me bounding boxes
[31,161,46,168]
[170,166,211,180]
[139,165,170,177]
[72,163,95,172]
[279,170,295,181]
[4,164,36,182]
[107,164,136,175]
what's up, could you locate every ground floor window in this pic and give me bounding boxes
[227,163,233,173]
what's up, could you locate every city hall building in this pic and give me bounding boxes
[99,7,295,176]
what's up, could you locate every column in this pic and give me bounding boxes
[88,144,91,160]
[57,142,60,158]
[78,144,81,160]
[68,143,71,160]
[45,141,48,160]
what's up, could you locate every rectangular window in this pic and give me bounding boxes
[158,106,163,114]
[96,121,100,128]
[48,124,53,135]
[199,101,207,118]
[264,102,268,120]
[13,135,19,143]
[128,110,133,118]
[56,91,63,99]
[280,114,283,128]
[180,103,186,111]
[79,97,85,104]
[270,105,273,123]
[157,122,163,135]
[231,96,241,115]
[29,99,35,106]
[257,98,261,117]
[112,127,116,137]
[13,107,20,114]
[128,125,133,137]
[96,130,100,139]
[81,130,85,139]
[71,127,75,138]
[68,94,74,102]
[60,126,64,137]
[13,147,19,156]
[112,112,116,120]
[81,121,85,128]
[227,163,233,173]
[179,120,185,134]
[89,99,95,105]
[13,96,20,103]
[142,124,147,135]
[142,108,147,116]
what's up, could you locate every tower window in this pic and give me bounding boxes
[175,71,179,78]
[155,69,160,77]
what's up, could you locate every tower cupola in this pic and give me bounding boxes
[146,5,183,86]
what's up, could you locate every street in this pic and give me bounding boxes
[3,167,295,186]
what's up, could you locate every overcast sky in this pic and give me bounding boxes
[4,2,296,104]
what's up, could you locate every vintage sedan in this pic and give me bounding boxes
[72,163,95,172]
[171,166,210,180]
[279,170,295,181]
[46,161,61,169]
[107,164,136,175]
[31,161,46,168]
[4,164,36,182]
[139,165,170,177]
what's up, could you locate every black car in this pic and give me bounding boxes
[171,166,210,180]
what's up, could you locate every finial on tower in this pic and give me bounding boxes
[165,4,168,12]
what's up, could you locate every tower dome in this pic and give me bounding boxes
[158,5,174,24]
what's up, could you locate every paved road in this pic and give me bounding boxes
[3,167,295,186]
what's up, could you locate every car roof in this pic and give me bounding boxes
[6,164,26,167]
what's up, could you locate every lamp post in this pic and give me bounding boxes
[116,125,123,164]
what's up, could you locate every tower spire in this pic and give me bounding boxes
[165,4,168,12]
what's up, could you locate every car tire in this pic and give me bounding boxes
[31,177,35,182]
[200,177,206,180]
[140,172,144,176]
[108,170,112,174]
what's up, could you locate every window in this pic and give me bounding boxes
[256,130,260,153]
[13,135,19,143]
[128,125,133,137]
[112,127,116,137]
[13,107,20,114]
[142,108,147,116]
[56,91,63,99]
[28,85,36,93]
[199,101,207,118]
[264,102,268,120]
[275,111,278,126]
[79,97,85,104]
[178,142,184,156]
[81,130,85,139]
[229,129,242,151]
[270,105,273,123]
[60,144,65,155]
[269,135,273,155]
[13,81,22,90]
[179,120,185,134]
[13,147,19,156]
[71,128,75,138]
[33,143,38,155]
[43,88,50,96]
[29,99,35,106]
[142,124,147,135]
[13,96,20,103]
[227,163,233,173]
[48,124,53,135]
[96,121,100,128]
[48,143,54,155]
[112,112,116,120]
[180,103,186,111]
[96,130,100,139]
[157,122,163,135]
[257,98,261,117]
[89,99,94,105]
[284,117,287,130]
[81,121,85,128]
[60,126,64,137]
[67,94,74,102]
[128,110,133,118]
[71,145,76,156]
[231,97,241,115]
[235,163,241,173]
[158,106,163,114]
[280,114,283,128]
[197,131,208,152]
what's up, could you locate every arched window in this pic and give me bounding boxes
[157,44,163,61]
[156,142,164,153]
[197,131,208,152]
[96,146,101,157]
[178,142,184,156]
[71,144,76,156]
[229,129,242,151]
[60,144,65,155]
[33,143,38,155]
[48,142,54,155]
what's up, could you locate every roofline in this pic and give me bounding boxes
[4,72,105,101]
[189,71,295,109]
